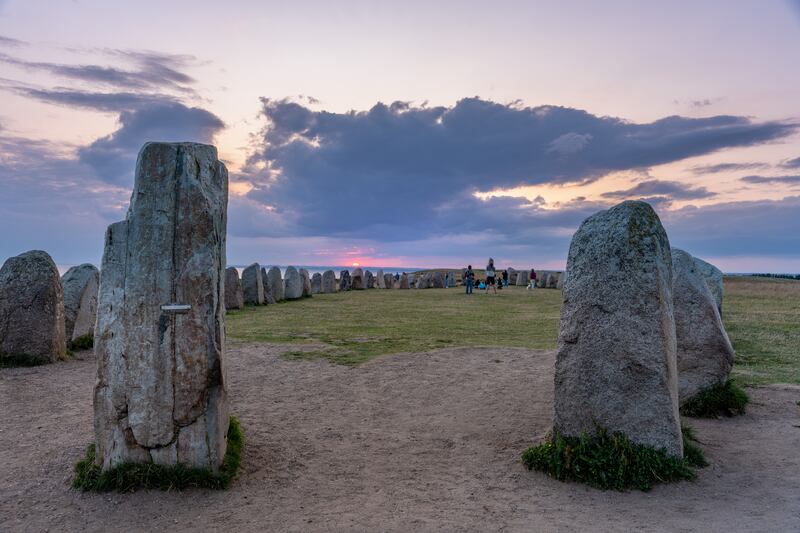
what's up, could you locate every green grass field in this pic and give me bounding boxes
[227,277,799,385]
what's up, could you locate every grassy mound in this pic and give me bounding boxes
[68,334,94,351]
[521,425,706,491]
[0,352,52,368]
[680,380,749,418]
[73,416,244,492]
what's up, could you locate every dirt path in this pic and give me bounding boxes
[1,344,799,532]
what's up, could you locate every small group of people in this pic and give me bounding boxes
[463,258,538,295]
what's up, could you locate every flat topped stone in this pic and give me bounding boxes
[0,250,66,363]
[94,142,229,471]
[224,267,244,310]
[554,200,682,457]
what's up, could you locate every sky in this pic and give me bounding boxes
[1,0,799,272]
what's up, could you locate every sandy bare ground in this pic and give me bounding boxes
[1,344,799,532]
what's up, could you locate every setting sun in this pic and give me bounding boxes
[352,262,360,267]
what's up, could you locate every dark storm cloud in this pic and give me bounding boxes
[242,97,794,239]
[601,180,716,200]
[79,102,225,185]
[690,161,769,174]
[740,174,800,186]
[0,49,196,92]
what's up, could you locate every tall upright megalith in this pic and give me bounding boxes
[554,201,682,457]
[93,142,229,471]
[266,266,284,302]
[284,266,303,300]
[61,263,100,343]
[0,250,66,363]
[242,263,264,305]
[321,270,336,293]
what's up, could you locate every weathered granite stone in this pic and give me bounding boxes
[311,272,322,294]
[384,273,394,289]
[261,267,275,304]
[94,142,229,471]
[350,268,364,290]
[516,270,529,286]
[300,268,312,297]
[432,272,445,288]
[322,270,337,293]
[284,266,303,299]
[537,271,550,288]
[62,263,99,342]
[242,263,264,305]
[399,273,409,289]
[0,250,66,362]
[266,266,284,302]
[339,270,351,291]
[554,200,682,457]
[508,268,518,285]
[364,270,374,289]
[557,270,566,289]
[376,269,386,288]
[224,267,244,310]
[672,248,735,404]
[548,272,560,289]
[692,256,724,314]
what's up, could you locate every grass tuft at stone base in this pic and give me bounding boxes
[0,352,52,368]
[73,416,244,492]
[680,380,750,418]
[68,334,94,352]
[521,425,706,491]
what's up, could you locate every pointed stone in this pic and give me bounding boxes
[62,263,100,343]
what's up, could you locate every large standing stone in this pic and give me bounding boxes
[266,266,284,302]
[384,273,394,289]
[62,263,100,343]
[261,267,275,304]
[311,272,322,294]
[692,256,724,314]
[432,272,445,288]
[507,268,518,285]
[672,249,735,403]
[339,270,351,291]
[351,268,364,290]
[364,270,374,289]
[516,270,529,286]
[322,270,336,293]
[557,271,566,289]
[537,271,550,288]
[0,250,66,363]
[94,142,229,471]
[548,272,560,289]
[242,263,264,305]
[554,200,682,457]
[299,268,312,297]
[377,269,386,288]
[284,266,303,299]
[399,273,409,289]
[224,267,244,310]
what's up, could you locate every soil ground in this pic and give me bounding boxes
[2,344,799,532]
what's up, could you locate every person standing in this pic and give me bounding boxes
[485,258,497,294]
[528,268,537,290]
[464,265,475,294]
[502,269,509,287]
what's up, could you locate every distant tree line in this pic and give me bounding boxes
[748,273,800,280]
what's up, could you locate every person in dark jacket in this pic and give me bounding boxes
[502,269,509,287]
[528,268,537,290]
[485,258,497,294]
[464,265,475,295]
